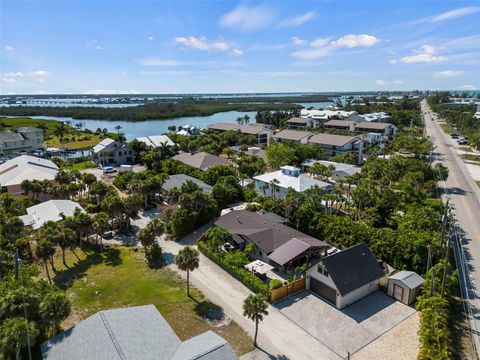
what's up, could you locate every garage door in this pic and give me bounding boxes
[310,278,337,304]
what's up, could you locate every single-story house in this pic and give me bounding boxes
[387,270,425,305]
[91,138,135,167]
[359,112,391,123]
[41,305,238,360]
[286,117,318,129]
[172,152,229,171]
[323,120,357,132]
[215,210,330,271]
[344,113,367,123]
[230,146,266,161]
[134,135,175,148]
[306,243,384,309]
[20,200,84,230]
[0,126,44,154]
[273,129,313,144]
[176,124,200,136]
[0,155,59,195]
[301,159,361,180]
[208,123,273,145]
[300,109,356,121]
[162,174,212,194]
[308,134,364,164]
[253,165,333,199]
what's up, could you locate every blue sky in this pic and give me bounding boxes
[1,1,479,94]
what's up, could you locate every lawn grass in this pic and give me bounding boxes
[41,246,253,355]
[1,117,109,150]
[66,160,96,171]
[461,153,480,162]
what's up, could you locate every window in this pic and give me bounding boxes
[317,264,329,277]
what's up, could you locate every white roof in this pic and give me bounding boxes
[301,159,361,175]
[245,260,274,275]
[389,270,425,289]
[300,109,356,119]
[253,170,333,192]
[135,135,175,147]
[0,155,59,187]
[25,200,84,229]
[92,138,116,154]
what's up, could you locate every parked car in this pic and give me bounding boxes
[103,166,116,174]
[450,133,459,138]
[458,139,469,145]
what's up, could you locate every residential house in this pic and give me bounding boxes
[0,155,58,194]
[301,159,361,181]
[253,165,333,199]
[308,134,364,164]
[91,138,135,167]
[172,151,228,171]
[353,122,398,138]
[41,305,239,360]
[214,210,330,271]
[306,243,384,309]
[359,112,391,123]
[134,135,175,148]
[20,200,84,230]
[176,124,200,136]
[323,120,357,132]
[474,103,480,119]
[300,109,356,121]
[273,129,312,144]
[387,270,425,305]
[162,174,212,194]
[286,117,318,129]
[0,126,44,154]
[208,123,273,145]
[230,146,266,161]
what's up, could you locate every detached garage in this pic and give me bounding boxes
[387,271,424,305]
[306,243,385,309]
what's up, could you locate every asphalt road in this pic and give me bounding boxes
[422,99,480,357]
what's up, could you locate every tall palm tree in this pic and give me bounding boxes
[0,318,38,360]
[35,239,56,284]
[175,246,199,297]
[39,288,71,337]
[53,123,68,148]
[93,212,110,250]
[269,178,280,199]
[243,294,269,347]
[115,124,122,135]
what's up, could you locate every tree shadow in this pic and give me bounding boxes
[52,247,122,290]
[256,346,290,360]
[194,300,225,321]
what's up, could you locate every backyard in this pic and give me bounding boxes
[39,246,253,356]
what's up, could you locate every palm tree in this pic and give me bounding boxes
[36,122,48,136]
[93,212,110,250]
[53,123,68,148]
[269,178,280,199]
[57,226,75,267]
[243,294,269,347]
[175,246,200,297]
[260,183,269,197]
[115,124,122,136]
[0,318,38,360]
[39,288,71,337]
[35,239,56,284]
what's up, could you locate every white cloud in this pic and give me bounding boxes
[433,70,464,78]
[138,58,179,66]
[376,80,386,86]
[84,89,141,95]
[175,36,229,52]
[3,70,49,83]
[4,72,24,78]
[292,37,308,46]
[148,36,154,41]
[96,45,103,50]
[281,11,315,27]
[219,4,274,31]
[291,46,333,60]
[389,59,398,64]
[331,34,379,48]
[4,45,13,52]
[393,80,404,85]
[230,49,243,57]
[456,84,477,90]
[3,78,15,83]
[430,6,480,23]
[399,45,447,64]
[86,40,103,50]
[310,38,330,47]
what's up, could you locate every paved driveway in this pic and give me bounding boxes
[275,291,416,358]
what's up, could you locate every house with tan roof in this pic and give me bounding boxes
[309,134,364,164]
[323,119,357,131]
[208,123,273,145]
[172,152,229,171]
[273,129,313,144]
[286,117,318,129]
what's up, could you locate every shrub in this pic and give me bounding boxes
[198,241,269,297]
[269,279,283,290]
[146,242,163,268]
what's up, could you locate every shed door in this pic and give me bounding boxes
[393,284,404,301]
[310,278,336,304]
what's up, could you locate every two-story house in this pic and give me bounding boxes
[0,126,44,154]
[91,138,135,167]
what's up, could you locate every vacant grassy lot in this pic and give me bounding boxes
[42,246,253,356]
[0,117,107,150]
[65,160,96,171]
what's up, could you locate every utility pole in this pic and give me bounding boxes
[14,247,20,280]
[441,229,451,298]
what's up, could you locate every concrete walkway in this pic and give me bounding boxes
[158,233,341,360]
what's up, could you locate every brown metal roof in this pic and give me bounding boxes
[353,122,394,130]
[324,120,357,128]
[309,134,358,147]
[172,152,228,171]
[273,129,313,141]
[215,210,329,263]
[208,123,271,135]
[286,117,310,124]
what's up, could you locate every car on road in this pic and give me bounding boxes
[102,166,116,174]
[450,133,459,137]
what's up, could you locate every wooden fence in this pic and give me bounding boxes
[270,278,306,303]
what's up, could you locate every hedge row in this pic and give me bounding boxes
[198,241,270,297]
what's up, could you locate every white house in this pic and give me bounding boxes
[20,199,84,229]
[306,243,384,309]
[0,126,44,154]
[286,117,318,129]
[301,159,361,180]
[253,165,333,199]
[300,109,356,121]
[308,134,364,164]
[91,138,135,167]
[0,155,59,195]
[134,135,175,148]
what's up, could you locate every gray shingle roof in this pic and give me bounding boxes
[0,131,24,143]
[273,129,313,141]
[389,270,424,289]
[41,305,239,360]
[321,243,384,296]
[309,134,358,147]
[163,174,212,194]
[172,152,228,171]
[208,123,271,135]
